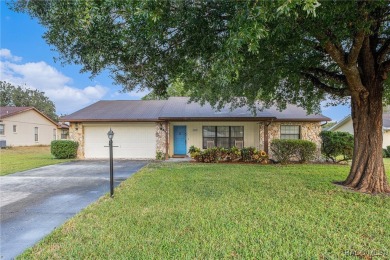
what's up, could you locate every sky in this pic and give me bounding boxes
[0,1,350,121]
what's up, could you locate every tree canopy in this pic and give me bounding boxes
[142,78,189,100]
[12,0,390,193]
[12,0,389,109]
[0,81,58,121]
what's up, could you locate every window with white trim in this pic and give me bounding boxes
[280,125,300,139]
[34,127,39,142]
[13,125,17,133]
[61,129,69,139]
[0,124,4,135]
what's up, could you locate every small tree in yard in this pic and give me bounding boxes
[320,131,354,163]
[12,0,390,193]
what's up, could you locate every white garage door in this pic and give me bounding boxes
[84,124,156,159]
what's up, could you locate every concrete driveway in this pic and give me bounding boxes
[0,160,148,260]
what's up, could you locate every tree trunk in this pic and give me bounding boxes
[343,87,390,193]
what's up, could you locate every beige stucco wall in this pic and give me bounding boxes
[168,121,260,156]
[331,118,354,134]
[331,117,390,148]
[0,110,57,146]
[383,131,390,148]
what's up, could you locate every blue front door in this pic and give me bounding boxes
[174,126,187,155]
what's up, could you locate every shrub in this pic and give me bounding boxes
[241,147,257,162]
[51,140,78,159]
[156,151,166,160]
[383,146,390,158]
[188,145,200,155]
[270,139,296,164]
[227,146,241,161]
[270,139,317,164]
[295,140,317,163]
[201,147,219,163]
[188,146,268,164]
[320,131,354,163]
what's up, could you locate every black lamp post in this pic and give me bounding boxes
[107,128,114,197]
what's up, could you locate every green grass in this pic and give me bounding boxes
[0,146,73,176]
[384,158,390,171]
[19,163,390,259]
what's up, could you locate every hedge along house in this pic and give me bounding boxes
[62,97,330,159]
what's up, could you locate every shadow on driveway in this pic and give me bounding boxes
[0,160,148,260]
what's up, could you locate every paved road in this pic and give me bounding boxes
[0,160,148,260]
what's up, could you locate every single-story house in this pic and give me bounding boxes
[62,97,330,159]
[0,106,59,147]
[328,113,390,148]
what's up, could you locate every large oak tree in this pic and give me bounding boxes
[12,0,390,193]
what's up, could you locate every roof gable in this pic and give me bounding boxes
[329,113,390,131]
[0,106,58,126]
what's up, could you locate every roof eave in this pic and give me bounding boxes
[274,117,331,122]
[327,115,351,131]
[64,118,162,122]
[158,117,277,121]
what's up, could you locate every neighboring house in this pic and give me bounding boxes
[57,122,70,140]
[0,107,59,147]
[62,97,330,159]
[328,113,390,148]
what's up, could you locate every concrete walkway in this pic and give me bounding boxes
[0,160,148,260]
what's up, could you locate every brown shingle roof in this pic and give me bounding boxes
[61,100,167,122]
[62,97,331,122]
[0,106,33,119]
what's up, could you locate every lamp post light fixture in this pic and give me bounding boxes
[107,128,114,197]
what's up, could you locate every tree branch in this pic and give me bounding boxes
[302,73,351,97]
[307,67,347,85]
[324,40,347,69]
[348,31,365,64]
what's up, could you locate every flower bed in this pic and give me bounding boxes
[188,146,268,164]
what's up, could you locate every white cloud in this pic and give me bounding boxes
[0,52,108,115]
[0,48,22,62]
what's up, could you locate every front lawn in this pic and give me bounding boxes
[0,146,73,176]
[19,163,390,259]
